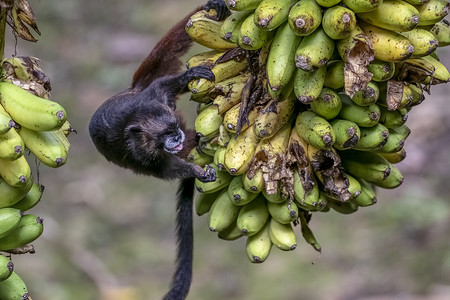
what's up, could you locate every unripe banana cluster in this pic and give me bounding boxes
[185,0,449,263]
[0,2,72,297]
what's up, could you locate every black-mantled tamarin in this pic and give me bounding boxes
[88,1,230,299]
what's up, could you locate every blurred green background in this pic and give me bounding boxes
[3,1,450,299]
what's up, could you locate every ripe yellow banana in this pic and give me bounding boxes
[223,102,260,134]
[224,126,261,175]
[415,0,449,26]
[195,104,223,138]
[0,105,15,135]
[0,155,31,188]
[400,28,439,58]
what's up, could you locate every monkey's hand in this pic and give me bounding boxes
[198,164,217,182]
[204,0,231,21]
[185,65,215,82]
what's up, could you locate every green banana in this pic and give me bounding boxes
[226,0,263,11]
[195,104,223,138]
[195,189,222,216]
[359,21,414,62]
[0,82,67,131]
[357,0,420,32]
[195,163,233,193]
[187,147,213,168]
[0,155,31,188]
[324,60,345,90]
[295,27,335,71]
[377,125,410,153]
[267,21,302,93]
[354,123,390,150]
[0,178,33,209]
[293,67,326,104]
[0,208,22,239]
[269,218,297,251]
[18,126,69,168]
[238,12,271,50]
[198,137,220,158]
[218,221,244,241]
[267,200,298,224]
[415,0,449,26]
[344,173,362,200]
[342,0,383,13]
[310,88,342,120]
[428,19,450,47]
[338,93,381,127]
[328,196,359,214]
[0,128,24,160]
[11,182,44,212]
[295,110,335,149]
[407,83,425,106]
[315,0,341,7]
[351,81,380,106]
[208,189,241,232]
[0,105,15,135]
[242,168,264,193]
[0,271,28,300]
[213,146,227,170]
[237,195,269,235]
[246,220,272,263]
[262,187,288,204]
[340,150,392,184]
[372,163,404,189]
[400,28,439,58]
[0,255,13,282]
[322,5,357,40]
[254,0,297,30]
[287,0,322,36]
[367,59,396,82]
[331,119,361,150]
[224,126,260,175]
[228,174,260,206]
[379,105,408,129]
[379,148,407,164]
[185,9,237,50]
[298,211,321,252]
[353,178,377,207]
[220,10,253,43]
[0,214,44,251]
[253,93,295,139]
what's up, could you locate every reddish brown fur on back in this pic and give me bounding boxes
[131,6,203,91]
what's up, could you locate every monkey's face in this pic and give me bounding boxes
[124,112,185,157]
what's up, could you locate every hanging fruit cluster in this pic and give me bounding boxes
[185,0,449,263]
[0,1,74,299]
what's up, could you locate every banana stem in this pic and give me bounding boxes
[0,10,6,59]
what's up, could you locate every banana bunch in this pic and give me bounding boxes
[185,1,449,263]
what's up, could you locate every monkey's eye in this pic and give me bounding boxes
[128,125,142,133]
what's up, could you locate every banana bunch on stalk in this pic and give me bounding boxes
[0,1,73,297]
[185,0,449,263]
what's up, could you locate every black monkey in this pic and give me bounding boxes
[88,1,230,299]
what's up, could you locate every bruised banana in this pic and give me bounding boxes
[310,88,342,120]
[288,0,322,36]
[331,119,361,150]
[224,126,260,175]
[343,0,383,13]
[415,0,449,26]
[185,9,237,51]
[295,110,335,149]
[223,102,259,133]
[253,0,297,31]
[400,28,439,58]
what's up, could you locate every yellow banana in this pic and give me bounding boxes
[0,128,24,160]
[400,28,439,58]
[211,72,251,114]
[237,195,269,236]
[343,0,383,13]
[208,189,241,232]
[415,0,449,26]
[185,9,237,50]
[357,0,420,32]
[224,126,260,175]
[194,104,223,138]
[269,218,297,251]
[0,82,67,131]
[0,105,15,135]
[223,102,260,134]
[246,220,272,263]
[226,0,263,11]
[220,10,253,43]
[254,0,297,30]
[238,12,271,50]
[185,50,223,69]
[18,127,69,168]
[0,155,31,188]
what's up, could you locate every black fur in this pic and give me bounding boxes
[88,1,230,300]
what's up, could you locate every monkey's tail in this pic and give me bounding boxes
[163,177,195,300]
